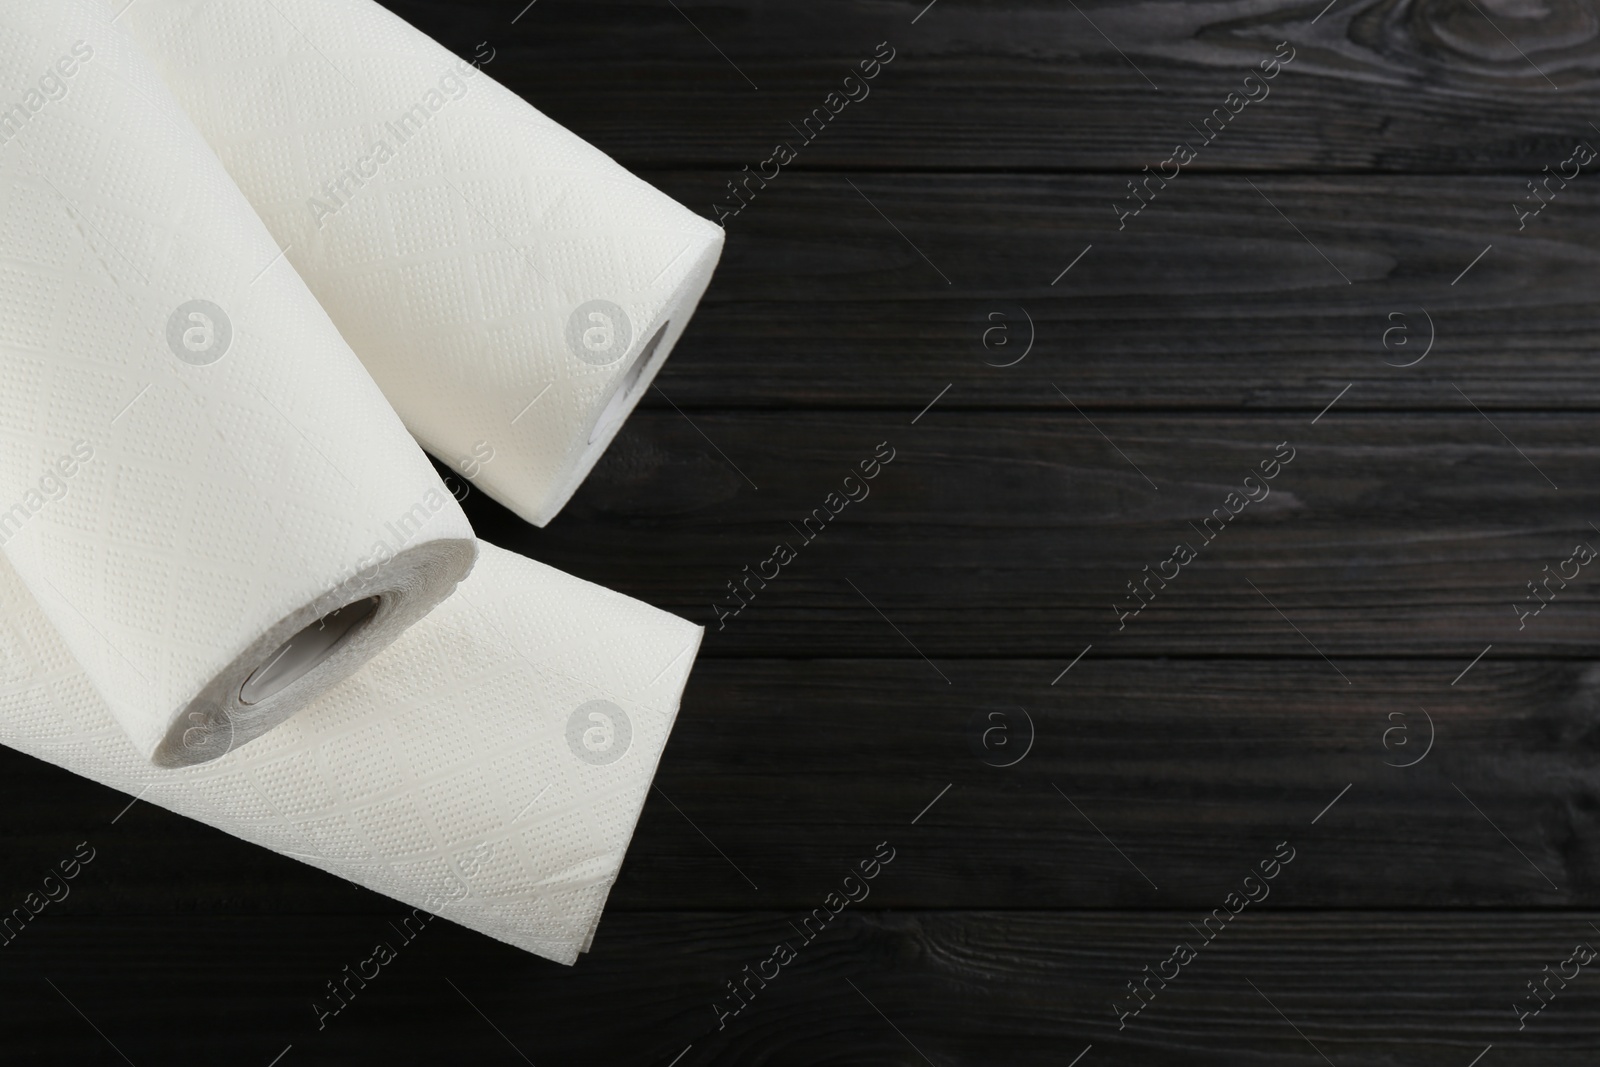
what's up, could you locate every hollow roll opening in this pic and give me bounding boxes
[589,322,670,445]
[240,596,381,705]
[152,537,476,769]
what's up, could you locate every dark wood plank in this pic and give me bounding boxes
[1,911,1596,1064]
[623,172,1600,409]
[387,0,1600,174]
[475,410,1600,658]
[5,658,1597,911]
[631,657,1600,910]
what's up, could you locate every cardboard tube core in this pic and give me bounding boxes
[240,596,381,705]
[589,322,669,445]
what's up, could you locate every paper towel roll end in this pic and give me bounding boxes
[499,227,726,528]
[150,536,477,767]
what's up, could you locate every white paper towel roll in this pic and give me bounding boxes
[0,0,477,765]
[118,0,725,528]
[0,539,700,964]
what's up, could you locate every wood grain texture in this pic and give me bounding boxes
[0,912,1596,1064]
[630,172,1600,409]
[2,658,1594,911]
[477,410,1600,657]
[389,0,1600,173]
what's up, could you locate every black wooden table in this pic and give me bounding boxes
[5,1,1600,1063]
